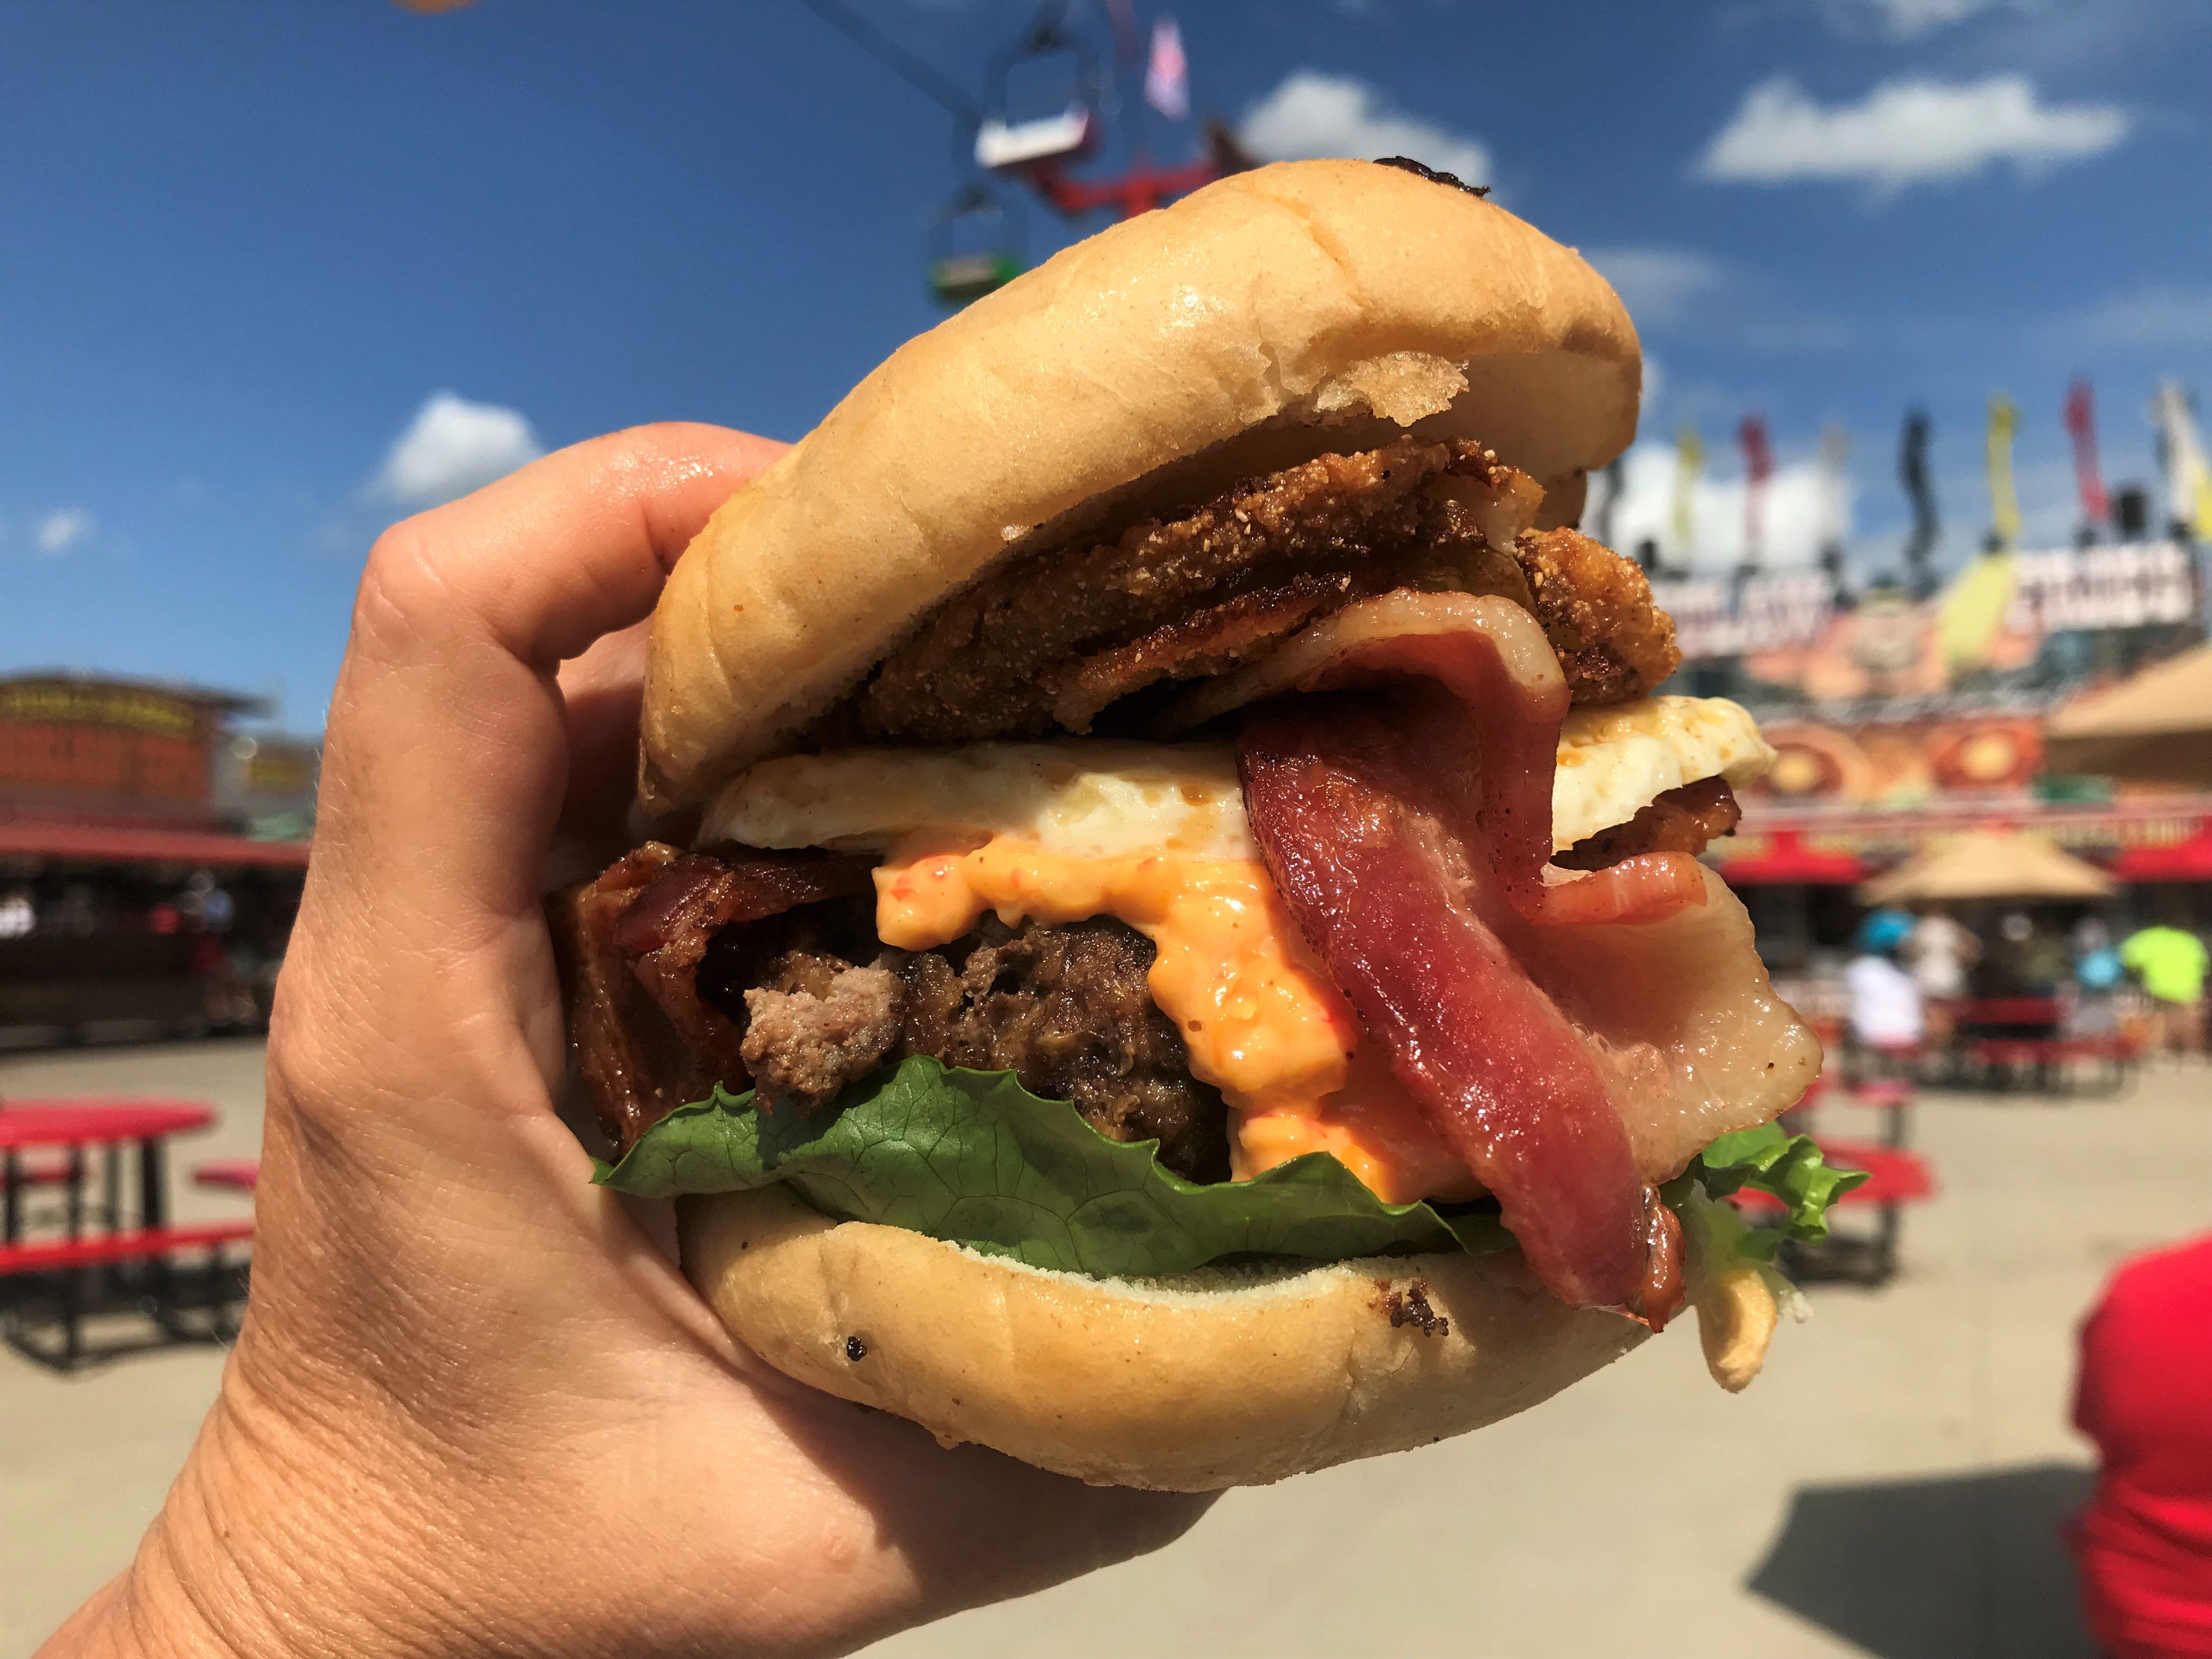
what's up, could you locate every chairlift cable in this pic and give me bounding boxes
[789,0,983,123]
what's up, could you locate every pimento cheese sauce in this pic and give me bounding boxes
[872,835,1479,1205]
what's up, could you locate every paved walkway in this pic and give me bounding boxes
[3,1040,2205,1657]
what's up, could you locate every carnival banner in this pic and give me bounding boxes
[1655,539,2200,690]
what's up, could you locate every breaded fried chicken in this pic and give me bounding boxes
[843,439,1677,747]
[1510,527,1681,706]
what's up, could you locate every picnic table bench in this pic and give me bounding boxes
[1939,997,2139,1094]
[0,1100,252,1369]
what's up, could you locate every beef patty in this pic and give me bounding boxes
[561,853,1230,1180]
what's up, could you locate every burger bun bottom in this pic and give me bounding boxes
[679,1186,1650,1492]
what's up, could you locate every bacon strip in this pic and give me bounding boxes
[554,845,875,1150]
[1240,702,1678,1321]
[1177,592,1705,929]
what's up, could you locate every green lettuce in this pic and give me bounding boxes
[598,1055,1860,1278]
[1666,1122,1870,1256]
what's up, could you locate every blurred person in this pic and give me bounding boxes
[41,425,1208,1659]
[1846,911,1922,1080]
[2072,915,2124,1038]
[2121,917,2208,1058]
[1905,905,1979,1000]
[2069,1235,2212,1659]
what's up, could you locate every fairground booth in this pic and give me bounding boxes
[0,674,318,1042]
[1658,535,2212,1014]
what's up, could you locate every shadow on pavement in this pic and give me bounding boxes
[1747,1462,2095,1659]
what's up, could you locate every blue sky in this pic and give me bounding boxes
[1,0,2204,730]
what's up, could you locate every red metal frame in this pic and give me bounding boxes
[1017,155,1223,219]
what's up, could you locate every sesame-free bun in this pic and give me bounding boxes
[680,1186,1650,1492]
[641,159,1640,809]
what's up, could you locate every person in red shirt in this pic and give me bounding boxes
[2071,1235,2212,1658]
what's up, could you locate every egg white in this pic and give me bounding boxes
[701,697,1773,860]
[1549,695,1773,851]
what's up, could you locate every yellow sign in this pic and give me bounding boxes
[0,680,198,739]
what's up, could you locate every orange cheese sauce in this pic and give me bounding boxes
[873,836,1480,1204]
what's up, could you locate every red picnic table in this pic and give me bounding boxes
[0,1099,253,1369]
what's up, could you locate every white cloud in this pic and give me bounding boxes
[1582,247,1725,328]
[374,391,543,507]
[34,508,95,555]
[1592,439,1848,574]
[2061,283,2212,349]
[1696,75,2129,194]
[1239,72,1492,190]
[1855,0,2004,36]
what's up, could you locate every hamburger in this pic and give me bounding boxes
[555,159,1855,1492]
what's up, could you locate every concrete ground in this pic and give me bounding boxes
[2,1040,2205,1659]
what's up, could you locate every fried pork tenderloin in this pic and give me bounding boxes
[832,436,1679,749]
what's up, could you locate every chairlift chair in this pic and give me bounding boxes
[972,17,1101,173]
[927,184,1024,307]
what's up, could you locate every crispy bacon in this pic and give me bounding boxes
[1241,701,1677,1320]
[1049,574,1362,731]
[1183,592,1705,930]
[555,844,875,1150]
[1223,594,1815,1318]
[1554,776,1743,871]
[550,843,712,1152]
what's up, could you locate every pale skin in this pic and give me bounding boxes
[44,425,1212,1659]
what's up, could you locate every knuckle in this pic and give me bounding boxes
[356,519,460,652]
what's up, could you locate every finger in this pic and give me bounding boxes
[312,423,785,939]
[546,620,656,885]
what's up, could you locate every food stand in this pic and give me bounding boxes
[1659,539,2211,998]
[0,674,316,1041]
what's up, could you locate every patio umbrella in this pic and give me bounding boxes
[1859,829,2115,906]
[2044,642,2212,786]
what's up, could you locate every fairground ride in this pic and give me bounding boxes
[792,0,1253,306]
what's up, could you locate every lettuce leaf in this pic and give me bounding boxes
[1666,1122,1870,1257]
[597,1056,1510,1278]
[599,1056,1860,1278]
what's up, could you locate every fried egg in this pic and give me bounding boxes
[700,696,1771,858]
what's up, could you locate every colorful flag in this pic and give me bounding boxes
[1816,421,1850,571]
[1103,0,1141,64]
[1900,409,1938,596]
[1738,414,1772,566]
[2063,377,2108,528]
[2152,379,2212,540]
[1986,393,2021,549]
[1144,16,1189,122]
[1673,425,1703,563]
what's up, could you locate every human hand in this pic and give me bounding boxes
[47,425,1212,1659]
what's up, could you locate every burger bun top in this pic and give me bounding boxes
[642,159,1641,809]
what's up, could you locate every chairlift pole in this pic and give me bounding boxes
[790,0,983,122]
